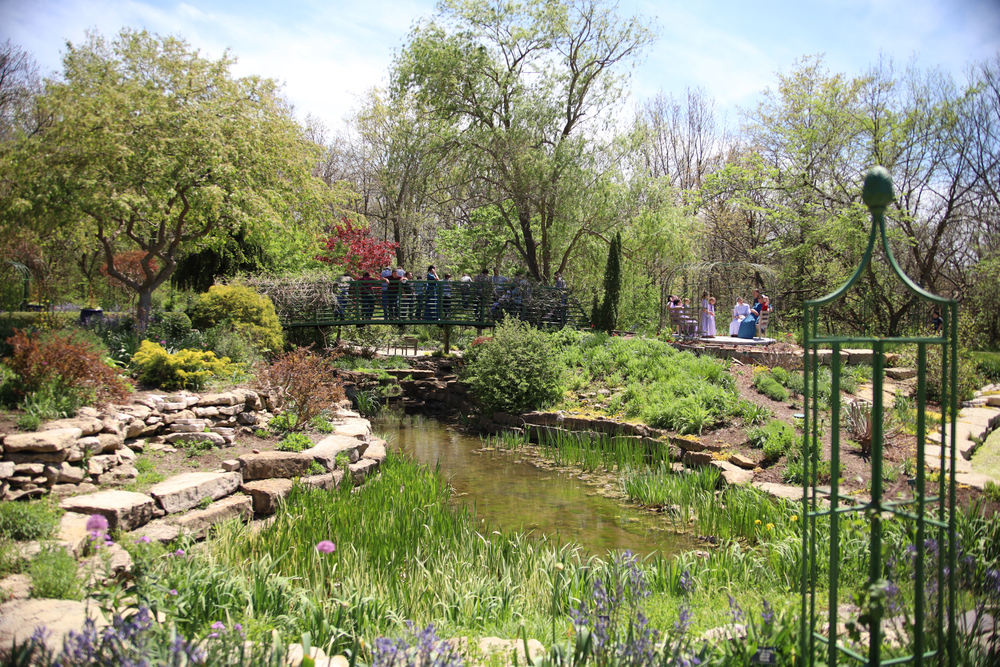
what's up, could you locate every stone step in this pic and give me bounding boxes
[148,471,242,514]
[59,490,156,531]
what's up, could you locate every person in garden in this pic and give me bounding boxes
[357,271,379,324]
[425,265,439,320]
[700,291,715,337]
[702,295,717,337]
[441,273,453,319]
[730,297,751,336]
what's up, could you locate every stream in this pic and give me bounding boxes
[375,413,697,557]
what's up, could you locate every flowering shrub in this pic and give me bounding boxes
[3,329,131,404]
[254,347,345,431]
[316,217,400,276]
[131,340,237,390]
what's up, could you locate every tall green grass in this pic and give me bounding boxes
[537,429,671,472]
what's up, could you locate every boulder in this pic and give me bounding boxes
[149,471,242,514]
[305,436,365,470]
[97,432,124,453]
[13,463,44,476]
[172,494,252,538]
[57,512,93,556]
[348,459,380,485]
[683,451,714,466]
[56,462,86,484]
[60,490,156,531]
[301,472,341,492]
[712,460,754,485]
[39,417,103,436]
[4,428,82,453]
[0,461,14,479]
[361,439,387,464]
[242,479,294,514]
[669,435,705,452]
[729,454,757,470]
[238,451,313,480]
[164,432,226,447]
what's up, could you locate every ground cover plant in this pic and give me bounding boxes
[553,331,741,434]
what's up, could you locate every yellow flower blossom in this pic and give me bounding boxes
[766,523,775,531]
[791,515,799,522]
[755,519,761,525]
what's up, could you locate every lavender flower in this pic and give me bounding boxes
[728,595,745,624]
[761,600,775,628]
[674,604,692,635]
[679,569,694,596]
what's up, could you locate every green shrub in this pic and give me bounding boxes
[975,353,1000,383]
[307,461,326,476]
[752,374,788,403]
[29,547,82,600]
[188,284,284,354]
[465,317,564,415]
[0,501,60,541]
[277,432,312,453]
[131,340,237,390]
[738,399,771,426]
[747,419,796,462]
[200,324,264,366]
[770,367,790,385]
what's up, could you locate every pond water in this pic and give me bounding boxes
[375,413,696,557]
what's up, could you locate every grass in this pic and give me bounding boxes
[126,456,167,492]
[0,500,61,541]
[971,427,1000,480]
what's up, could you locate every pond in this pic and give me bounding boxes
[375,412,697,557]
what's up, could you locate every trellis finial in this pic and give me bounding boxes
[862,166,894,210]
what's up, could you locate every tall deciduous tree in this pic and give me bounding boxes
[393,0,655,282]
[2,29,333,322]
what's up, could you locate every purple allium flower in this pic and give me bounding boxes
[86,514,109,533]
[211,621,225,631]
[169,589,178,596]
[136,536,152,544]
[174,549,185,556]
[316,540,337,554]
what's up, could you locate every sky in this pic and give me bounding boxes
[2,0,999,134]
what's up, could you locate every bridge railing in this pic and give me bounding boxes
[276,280,588,329]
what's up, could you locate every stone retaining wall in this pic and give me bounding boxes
[0,389,274,502]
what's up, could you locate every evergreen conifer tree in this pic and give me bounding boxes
[595,232,622,332]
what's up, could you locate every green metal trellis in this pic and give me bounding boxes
[799,167,959,667]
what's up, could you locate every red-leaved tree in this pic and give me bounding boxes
[315,218,399,276]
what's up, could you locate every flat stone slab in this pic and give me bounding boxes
[754,482,803,502]
[173,494,252,538]
[4,428,82,453]
[885,367,917,380]
[711,460,753,485]
[305,435,365,470]
[333,417,372,440]
[242,479,294,514]
[0,598,108,655]
[149,471,242,514]
[131,518,185,544]
[955,472,996,490]
[164,432,226,446]
[39,417,103,436]
[238,451,313,480]
[60,490,156,531]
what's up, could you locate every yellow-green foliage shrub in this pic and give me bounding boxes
[188,285,284,354]
[132,341,236,390]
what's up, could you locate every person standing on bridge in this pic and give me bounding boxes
[425,265,440,320]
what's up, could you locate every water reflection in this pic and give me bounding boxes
[376,413,695,557]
